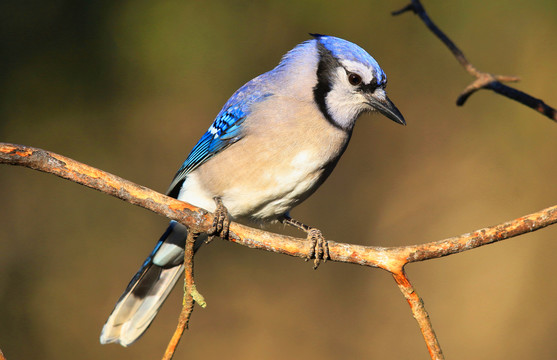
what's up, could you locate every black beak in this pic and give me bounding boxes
[367,93,406,126]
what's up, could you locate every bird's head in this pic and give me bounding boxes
[311,34,405,130]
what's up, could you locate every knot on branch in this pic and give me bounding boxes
[457,72,521,106]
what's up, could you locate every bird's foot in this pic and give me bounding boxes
[283,215,329,269]
[306,227,329,269]
[206,197,230,243]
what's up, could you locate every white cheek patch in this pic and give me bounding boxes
[325,73,365,129]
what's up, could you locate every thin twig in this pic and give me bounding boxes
[392,271,443,360]
[392,0,557,122]
[2,143,557,359]
[162,232,199,360]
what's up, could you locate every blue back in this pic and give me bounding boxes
[166,76,272,195]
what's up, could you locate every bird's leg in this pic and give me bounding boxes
[283,214,329,269]
[206,197,230,243]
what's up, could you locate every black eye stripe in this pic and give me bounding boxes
[359,81,379,93]
[343,68,386,93]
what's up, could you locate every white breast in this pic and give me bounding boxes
[229,149,325,219]
[178,97,350,222]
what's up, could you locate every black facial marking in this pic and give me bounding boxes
[359,79,380,94]
[313,41,344,130]
[343,66,386,95]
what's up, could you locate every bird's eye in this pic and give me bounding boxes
[348,73,362,86]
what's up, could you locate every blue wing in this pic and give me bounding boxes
[166,80,273,197]
[178,106,246,177]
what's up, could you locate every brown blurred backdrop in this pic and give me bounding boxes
[1,1,557,359]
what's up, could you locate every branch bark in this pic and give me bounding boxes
[392,0,557,122]
[393,271,442,360]
[162,232,199,360]
[2,142,557,360]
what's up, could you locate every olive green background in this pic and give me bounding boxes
[1,1,556,359]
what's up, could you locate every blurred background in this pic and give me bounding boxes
[1,0,556,359]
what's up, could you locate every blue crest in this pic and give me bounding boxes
[311,34,386,86]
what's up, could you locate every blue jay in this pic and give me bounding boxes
[100,34,405,346]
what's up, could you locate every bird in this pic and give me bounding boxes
[100,34,405,347]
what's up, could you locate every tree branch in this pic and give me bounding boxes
[393,271,443,360]
[392,0,557,122]
[162,232,199,360]
[2,142,556,360]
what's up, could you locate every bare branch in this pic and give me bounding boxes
[392,0,557,122]
[162,232,199,360]
[393,271,443,360]
[3,143,555,270]
[2,142,557,359]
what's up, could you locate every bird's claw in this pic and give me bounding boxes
[283,215,329,269]
[206,197,230,243]
[306,228,329,269]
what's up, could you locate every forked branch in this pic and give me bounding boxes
[1,143,556,360]
[393,0,557,122]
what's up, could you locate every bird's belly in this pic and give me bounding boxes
[225,155,325,220]
[226,148,330,219]
[179,149,333,221]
